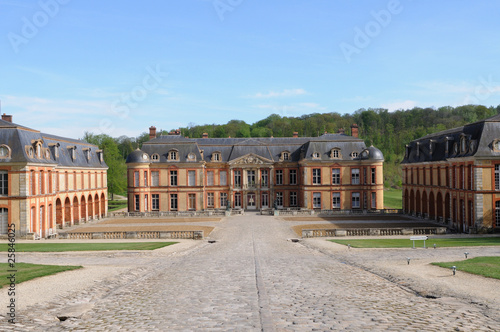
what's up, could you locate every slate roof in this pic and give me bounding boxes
[128,133,384,163]
[402,114,500,164]
[0,119,107,168]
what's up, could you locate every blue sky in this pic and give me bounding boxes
[1,0,500,139]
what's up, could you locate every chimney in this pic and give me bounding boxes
[2,113,12,123]
[202,132,208,139]
[149,126,157,140]
[351,123,359,138]
[175,129,180,135]
[338,128,345,135]
[293,131,298,138]
[324,130,328,135]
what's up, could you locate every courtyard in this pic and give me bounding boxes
[1,213,499,331]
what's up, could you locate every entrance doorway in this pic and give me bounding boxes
[247,193,256,210]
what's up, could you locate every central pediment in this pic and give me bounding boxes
[228,153,273,165]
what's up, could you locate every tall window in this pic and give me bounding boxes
[261,192,269,207]
[188,170,195,186]
[220,171,227,186]
[170,170,178,186]
[312,169,321,185]
[152,194,159,210]
[152,171,159,187]
[144,194,148,211]
[234,193,241,207]
[234,170,241,188]
[495,165,499,190]
[0,171,7,195]
[371,192,376,209]
[276,170,283,185]
[207,192,214,208]
[144,171,148,187]
[134,171,139,187]
[332,168,340,185]
[135,195,140,211]
[313,192,321,209]
[261,170,268,187]
[276,192,283,207]
[363,168,367,185]
[352,192,360,209]
[282,152,289,160]
[207,171,214,186]
[468,165,473,190]
[247,170,256,186]
[39,171,43,194]
[169,150,178,160]
[220,193,228,208]
[496,201,500,226]
[332,192,340,209]
[290,192,297,206]
[289,169,297,185]
[351,168,360,185]
[189,194,196,210]
[332,149,339,158]
[371,167,376,184]
[170,194,178,210]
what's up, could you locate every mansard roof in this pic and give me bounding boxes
[0,119,107,168]
[402,114,500,164]
[133,132,383,164]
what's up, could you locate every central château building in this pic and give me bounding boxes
[126,125,384,212]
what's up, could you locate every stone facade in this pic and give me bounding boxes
[0,114,108,238]
[402,114,500,233]
[126,125,384,212]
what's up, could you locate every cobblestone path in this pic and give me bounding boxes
[5,214,500,331]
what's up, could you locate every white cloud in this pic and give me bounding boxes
[252,88,307,98]
[381,100,418,112]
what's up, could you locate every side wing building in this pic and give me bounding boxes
[402,114,500,233]
[0,114,108,239]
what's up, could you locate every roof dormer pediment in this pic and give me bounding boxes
[228,153,273,165]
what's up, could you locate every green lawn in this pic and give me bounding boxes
[330,237,500,248]
[1,242,177,252]
[108,200,128,212]
[0,263,82,288]
[432,257,500,280]
[384,188,402,209]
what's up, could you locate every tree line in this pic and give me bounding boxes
[83,104,500,196]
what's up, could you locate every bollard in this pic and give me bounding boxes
[433,243,436,249]
[464,252,469,259]
[407,257,411,265]
[348,244,351,250]
[452,266,456,276]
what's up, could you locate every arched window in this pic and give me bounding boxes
[212,152,221,162]
[312,152,320,159]
[151,153,160,162]
[0,145,11,159]
[168,150,178,161]
[330,148,341,159]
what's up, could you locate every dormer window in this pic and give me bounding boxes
[351,152,358,159]
[97,150,104,163]
[429,140,434,156]
[312,152,320,159]
[48,143,60,159]
[83,148,91,161]
[67,146,77,161]
[281,151,291,161]
[152,153,160,162]
[492,139,500,152]
[188,153,196,161]
[0,145,11,159]
[212,152,221,162]
[405,145,409,159]
[168,150,179,161]
[330,148,341,159]
[44,149,50,159]
[26,146,34,158]
[460,135,467,153]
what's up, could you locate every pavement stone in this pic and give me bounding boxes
[2,213,499,331]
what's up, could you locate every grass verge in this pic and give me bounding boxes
[384,188,402,209]
[0,263,82,288]
[1,242,177,252]
[432,257,500,280]
[329,237,500,248]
